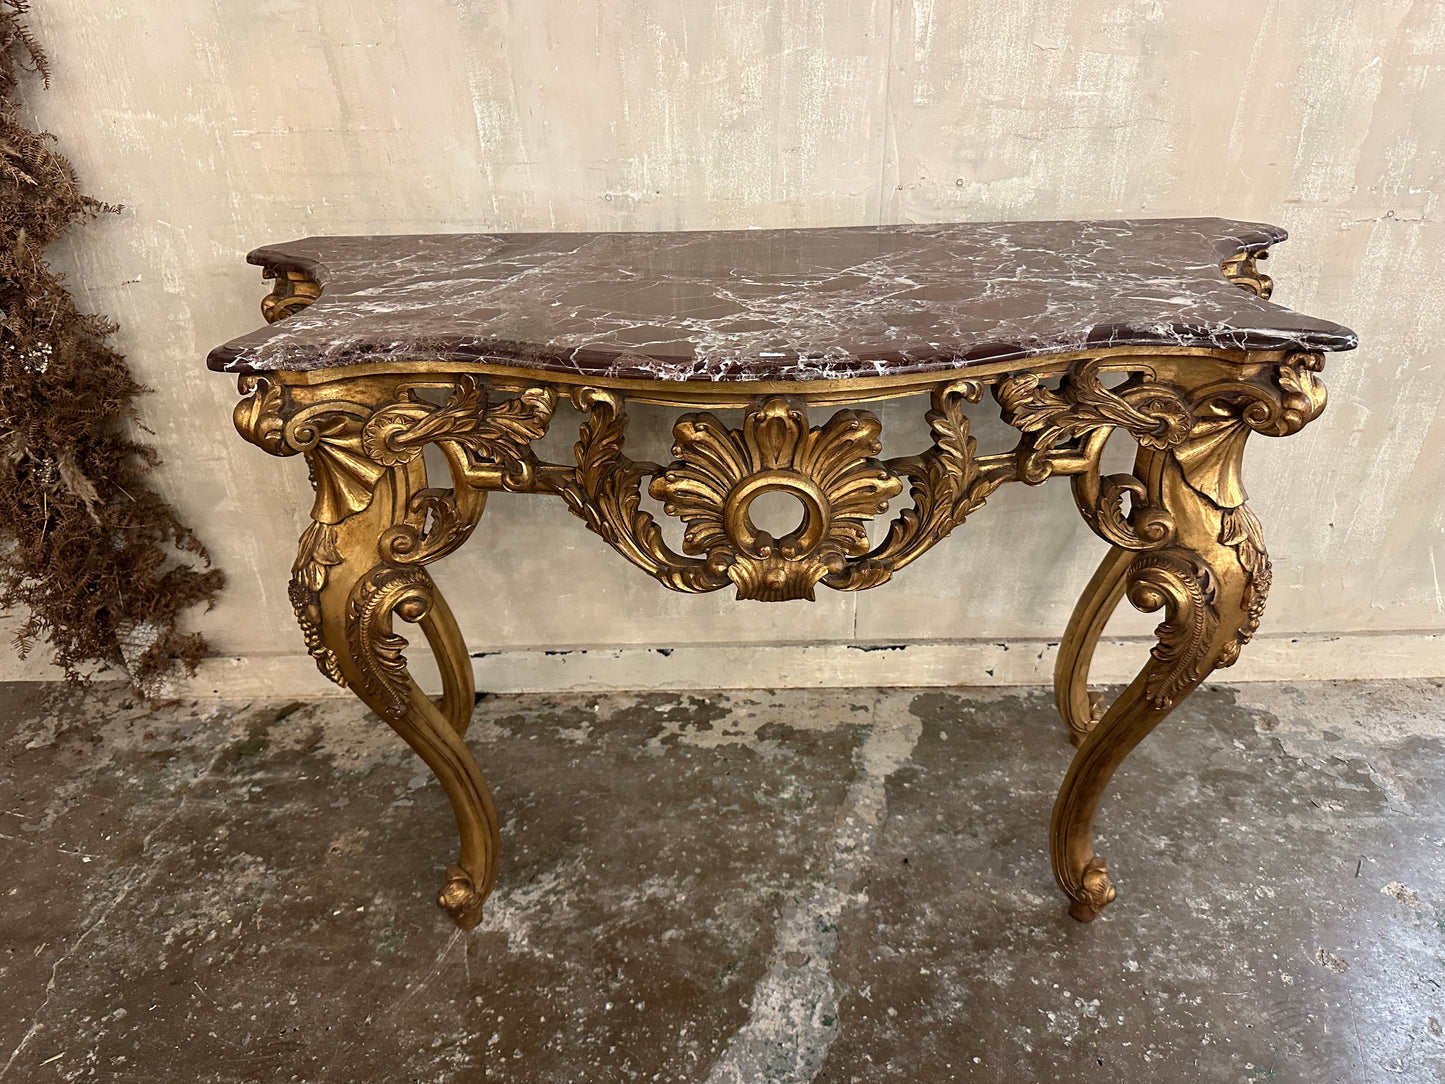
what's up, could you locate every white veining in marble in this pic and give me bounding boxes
[208,218,1356,380]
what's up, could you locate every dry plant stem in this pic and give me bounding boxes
[0,0,221,685]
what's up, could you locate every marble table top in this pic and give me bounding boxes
[207,219,1357,382]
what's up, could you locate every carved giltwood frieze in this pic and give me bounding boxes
[996,359,1194,485]
[560,387,723,593]
[236,354,1329,709]
[561,383,1010,599]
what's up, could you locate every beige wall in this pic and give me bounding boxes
[11,0,1444,688]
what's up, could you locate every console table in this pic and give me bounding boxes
[209,219,1355,930]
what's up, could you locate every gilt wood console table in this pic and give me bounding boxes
[209,219,1355,930]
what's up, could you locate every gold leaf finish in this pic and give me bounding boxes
[260,269,322,323]
[232,343,1329,930]
[346,566,434,720]
[290,521,346,686]
[1220,250,1273,299]
[652,397,902,601]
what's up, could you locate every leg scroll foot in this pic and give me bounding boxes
[1069,857,1117,922]
[439,864,488,929]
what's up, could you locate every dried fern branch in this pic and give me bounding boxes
[0,0,223,686]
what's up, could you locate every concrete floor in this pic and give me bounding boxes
[0,679,1442,1083]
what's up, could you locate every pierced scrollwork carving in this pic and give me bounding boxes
[997,359,1193,485]
[364,378,557,566]
[651,397,903,601]
[361,376,557,488]
[561,387,723,593]
[826,380,1001,590]
[346,565,435,720]
[1074,470,1175,551]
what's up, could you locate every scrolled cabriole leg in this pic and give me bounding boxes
[337,551,498,928]
[1043,353,1326,921]
[234,372,558,928]
[1050,522,1240,922]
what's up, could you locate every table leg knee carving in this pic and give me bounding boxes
[1041,355,1326,921]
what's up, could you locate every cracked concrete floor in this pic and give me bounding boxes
[1,679,1443,1083]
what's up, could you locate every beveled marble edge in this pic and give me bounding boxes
[206,219,1358,379]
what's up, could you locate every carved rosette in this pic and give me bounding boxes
[651,397,903,601]
[236,353,1327,700]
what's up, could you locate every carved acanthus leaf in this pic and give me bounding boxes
[1127,548,1220,709]
[347,566,435,719]
[826,380,999,590]
[561,388,722,593]
[651,397,902,601]
[234,376,291,457]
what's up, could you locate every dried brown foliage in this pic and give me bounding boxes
[0,1,222,685]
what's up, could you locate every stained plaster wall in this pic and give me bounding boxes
[7,0,1444,689]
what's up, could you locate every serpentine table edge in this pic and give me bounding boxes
[209,219,1356,929]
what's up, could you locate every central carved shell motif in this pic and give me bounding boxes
[650,398,903,601]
